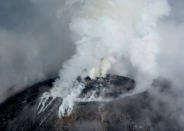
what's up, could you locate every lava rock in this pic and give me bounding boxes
[0,75,182,131]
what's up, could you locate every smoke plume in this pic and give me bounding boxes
[46,0,170,116]
[1,0,184,127]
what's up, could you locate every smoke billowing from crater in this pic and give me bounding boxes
[1,0,184,129]
[46,0,170,116]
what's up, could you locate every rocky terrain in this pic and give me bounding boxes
[0,75,182,131]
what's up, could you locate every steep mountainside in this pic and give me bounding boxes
[0,75,182,131]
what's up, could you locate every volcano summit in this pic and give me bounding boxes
[0,75,182,131]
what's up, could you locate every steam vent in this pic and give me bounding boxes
[0,75,182,131]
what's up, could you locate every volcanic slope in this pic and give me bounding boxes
[0,75,182,131]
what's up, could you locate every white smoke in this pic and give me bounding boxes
[42,0,170,117]
[89,56,115,79]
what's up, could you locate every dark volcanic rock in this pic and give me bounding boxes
[0,75,182,131]
[80,75,135,99]
[0,78,56,130]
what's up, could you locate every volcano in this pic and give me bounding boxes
[0,75,182,131]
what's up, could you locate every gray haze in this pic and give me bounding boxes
[0,0,74,102]
[0,0,184,105]
[158,0,184,85]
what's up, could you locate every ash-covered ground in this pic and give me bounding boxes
[0,75,182,131]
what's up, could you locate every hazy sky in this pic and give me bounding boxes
[0,0,74,102]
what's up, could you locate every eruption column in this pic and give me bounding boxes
[43,0,170,117]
